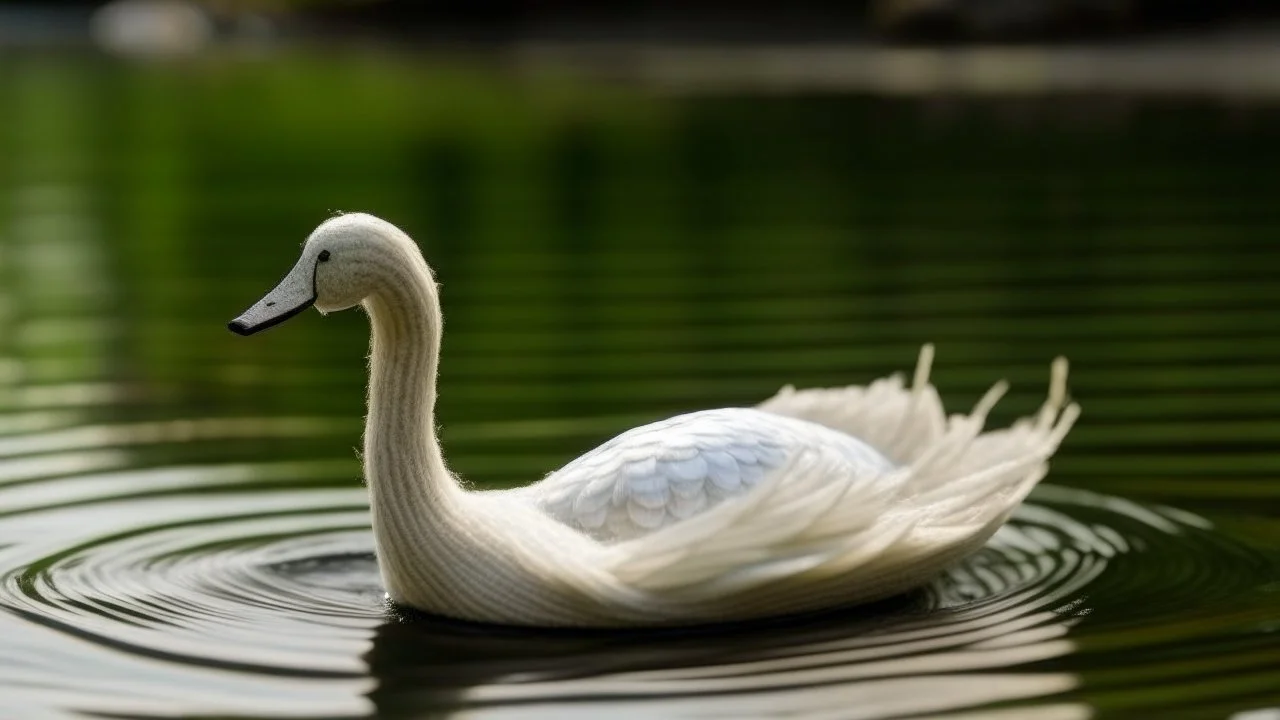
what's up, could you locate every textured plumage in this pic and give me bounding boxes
[230,213,1081,627]
[522,409,893,541]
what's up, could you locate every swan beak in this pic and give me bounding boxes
[227,256,317,336]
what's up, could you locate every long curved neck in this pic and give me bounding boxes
[361,249,468,596]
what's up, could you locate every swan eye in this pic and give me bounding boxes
[318,250,331,262]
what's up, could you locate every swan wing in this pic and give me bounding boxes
[527,408,891,542]
[594,350,1081,620]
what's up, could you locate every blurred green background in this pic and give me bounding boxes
[5,47,1280,511]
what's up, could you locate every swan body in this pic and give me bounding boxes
[229,213,1080,627]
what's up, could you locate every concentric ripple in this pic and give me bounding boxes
[361,487,1267,720]
[0,415,1269,719]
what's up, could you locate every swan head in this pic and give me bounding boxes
[228,213,419,336]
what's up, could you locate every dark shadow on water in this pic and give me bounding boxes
[366,592,929,715]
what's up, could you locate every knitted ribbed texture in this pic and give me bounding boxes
[255,213,1080,628]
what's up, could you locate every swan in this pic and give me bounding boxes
[228,212,1080,628]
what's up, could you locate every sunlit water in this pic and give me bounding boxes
[0,51,1278,718]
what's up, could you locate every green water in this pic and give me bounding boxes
[0,50,1277,718]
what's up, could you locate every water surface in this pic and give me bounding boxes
[0,51,1277,719]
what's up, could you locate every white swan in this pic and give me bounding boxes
[228,213,1080,628]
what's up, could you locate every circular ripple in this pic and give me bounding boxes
[4,510,382,676]
[0,476,1272,718]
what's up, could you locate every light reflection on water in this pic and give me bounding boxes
[0,51,1277,719]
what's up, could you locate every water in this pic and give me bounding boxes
[0,50,1278,718]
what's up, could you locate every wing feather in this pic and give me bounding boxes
[528,410,796,541]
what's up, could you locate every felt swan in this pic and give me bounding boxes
[228,213,1080,628]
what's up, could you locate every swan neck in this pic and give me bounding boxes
[363,256,456,507]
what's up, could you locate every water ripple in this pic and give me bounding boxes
[0,422,1264,719]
